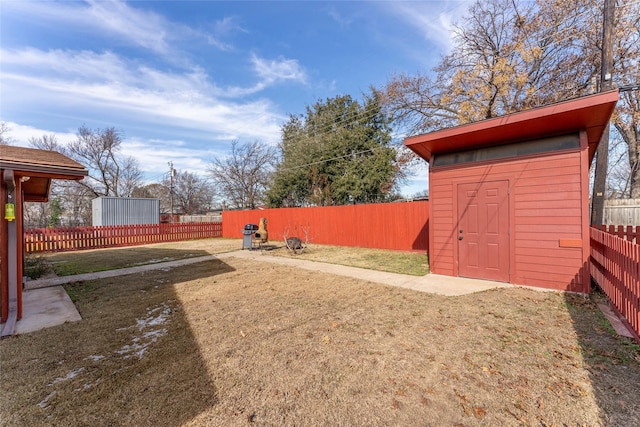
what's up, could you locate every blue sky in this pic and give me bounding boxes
[1,0,471,196]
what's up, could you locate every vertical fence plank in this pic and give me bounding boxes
[221,201,430,252]
[24,222,223,254]
[591,226,640,343]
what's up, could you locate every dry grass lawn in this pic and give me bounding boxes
[2,245,639,426]
[40,238,242,276]
[263,242,429,276]
[37,238,429,277]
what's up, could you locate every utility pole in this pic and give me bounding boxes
[590,0,615,226]
[168,161,175,223]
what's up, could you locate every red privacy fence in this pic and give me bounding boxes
[24,222,222,253]
[590,226,640,343]
[596,225,640,244]
[222,201,429,253]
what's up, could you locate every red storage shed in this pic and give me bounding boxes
[405,91,618,293]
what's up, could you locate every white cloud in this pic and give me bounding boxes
[383,1,471,51]
[207,16,247,51]
[120,138,218,180]
[251,54,308,85]
[2,122,76,148]
[84,0,171,54]
[2,0,172,55]
[4,122,219,181]
[327,6,353,28]
[1,48,285,143]
[220,53,308,97]
[1,0,229,58]
[1,48,130,82]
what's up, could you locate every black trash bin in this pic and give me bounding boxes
[242,224,258,250]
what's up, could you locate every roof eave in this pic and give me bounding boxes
[404,90,619,163]
[0,161,88,179]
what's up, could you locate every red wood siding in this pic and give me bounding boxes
[430,148,590,292]
[222,201,429,253]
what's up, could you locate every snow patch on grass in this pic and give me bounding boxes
[133,257,174,265]
[49,368,85,386]
[38,391,57,409]
[116,303,171,360]
[84,355,105,362]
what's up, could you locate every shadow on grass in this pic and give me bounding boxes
[564,279,640,426]
[0,258,234,426]
[45,247,215,276]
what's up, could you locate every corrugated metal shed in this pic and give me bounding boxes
[92,197,160,226]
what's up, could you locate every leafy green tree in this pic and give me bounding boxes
[268,92,398,207]
[48,197,63,227]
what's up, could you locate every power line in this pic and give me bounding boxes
[619,83,640,92]
[275,145,394,173]
[144,172,169,183]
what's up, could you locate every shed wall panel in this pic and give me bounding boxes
[92,197,160,226]
[430,150,588,291]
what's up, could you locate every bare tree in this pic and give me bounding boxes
[116,156,144,197]
[208,140,277,209]
[132,183,171,212]
[23,202,50,228]
[56,182,94,225]
[69,126,143,197]
[28,134,59,150]
[610,2,640,197]
[0,122,13,145]
[382,0,594,133]
[23,180,93,227]
[30,126,143,198]
[28,127,144,226]
[381,0,639,197]
[164,170,213,215]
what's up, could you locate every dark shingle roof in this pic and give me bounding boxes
[1,145,87,202]
[0,145,87,177]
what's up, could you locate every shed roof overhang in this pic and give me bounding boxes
[0,146,87,202]
[404,90,619,164]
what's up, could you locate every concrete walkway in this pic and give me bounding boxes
[15,250,514,336]
[24,256,219,290]
[219,250,513,296]
[26,250,513,296]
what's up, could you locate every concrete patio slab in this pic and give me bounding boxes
[13,286,81,335]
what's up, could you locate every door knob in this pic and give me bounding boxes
[458,236,463,240]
